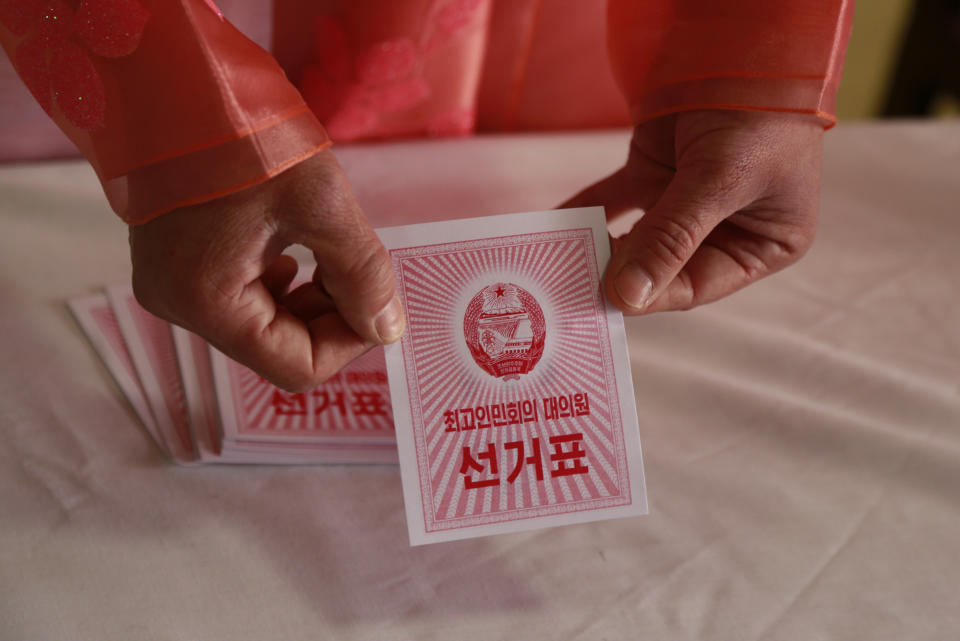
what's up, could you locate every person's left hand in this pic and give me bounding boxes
[562,109,824,314]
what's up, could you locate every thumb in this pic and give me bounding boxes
[283,160,404,346]
[312,211,404,346]
[605,168,748,313]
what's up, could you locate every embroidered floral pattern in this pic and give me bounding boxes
[0,0,150,130]
[299,0,486,140]
[300,18,428,140]
[425,0,485,51]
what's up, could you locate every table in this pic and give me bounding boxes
[1,121,958,640]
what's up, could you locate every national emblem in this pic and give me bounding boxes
[463,282,545,380]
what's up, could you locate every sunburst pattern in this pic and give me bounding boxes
[91,306,140,390]
[227,346,394,442]
[393,229,631,532]
[130,300,194,459]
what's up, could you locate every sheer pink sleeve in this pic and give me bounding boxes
[607,0,855,128]
[0,0,331,224]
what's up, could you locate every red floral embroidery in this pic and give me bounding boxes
[300,17,429,140]
[426,0,485,52]
[0,0,150,130]
[300,0,486,140]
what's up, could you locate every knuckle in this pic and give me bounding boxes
[740,252,769,281]
[347,243,391,279]
[767,236,810,275]
[331,244,394,301]
[239,345,321,395]
[769,209,819,270]
[269,348,344,393]
[644,215,702,267]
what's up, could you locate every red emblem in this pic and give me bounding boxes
[463,283,545,380]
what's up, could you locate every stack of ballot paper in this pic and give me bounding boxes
[69,284,399,465]
[70,208,648,544]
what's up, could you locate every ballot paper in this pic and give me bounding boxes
[171,326,221,460]
[67,294,161,449]
[70,286,396,465]
[378,207,648,545]
[207,332,399,465]
[107,285,198,463]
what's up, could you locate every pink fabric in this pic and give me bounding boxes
[607,0,855,127]
[0,0,271,163]
[0,0,854,219]
[477,0,630,131]
[278,0,632,141]
[0,0,330,224]
[275,0,491,141]
[283,0,853,140]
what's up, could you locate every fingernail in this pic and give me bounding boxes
[375,295,405,343]
[614,262,654,310]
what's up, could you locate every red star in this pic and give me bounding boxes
[495,285,505,297]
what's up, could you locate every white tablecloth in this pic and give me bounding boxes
[1,121,958,640]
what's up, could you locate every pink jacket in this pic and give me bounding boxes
[0,0,854,224]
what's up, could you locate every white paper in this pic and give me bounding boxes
[378,207,647,545]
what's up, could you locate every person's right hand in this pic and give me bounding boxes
[128,149,404,392]
[561,110,824,314]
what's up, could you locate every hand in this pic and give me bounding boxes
[563,110,824,314]
[129,149,404,392]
